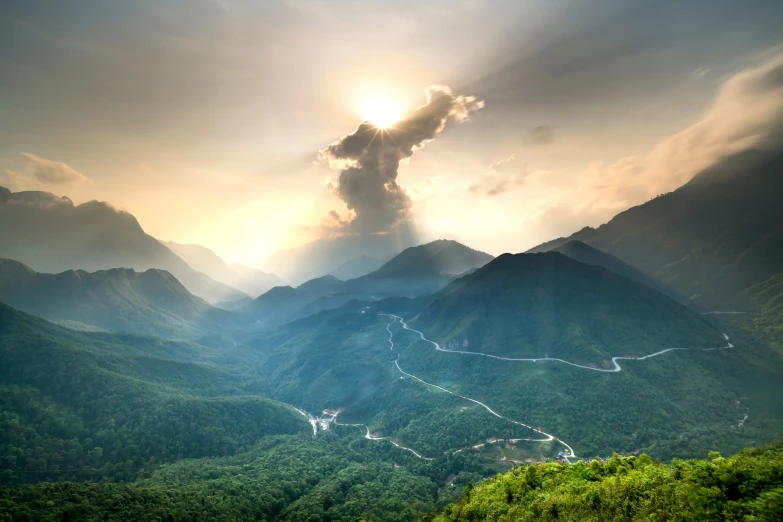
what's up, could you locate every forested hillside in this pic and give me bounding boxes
[529,149,783,310]
[0,304,307,484]
[410,252,723,362]
[431,443,783,522]
[0,259,245,339]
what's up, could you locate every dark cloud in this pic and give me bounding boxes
[319,85,483,234]
[531,125,555,145]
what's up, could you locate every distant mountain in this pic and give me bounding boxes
[552,240,682,302]
[411,252,724,364]
[240,275,344,328]
[329,254,387,280]
[162,240,285,297]
[0,187,246,304]
[0,258,246,339]
[528,149,783,309]
[263,226,417,285]
[243,240,493,327]
[341,239,494,298]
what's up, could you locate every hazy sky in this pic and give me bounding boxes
[2,0,783,264]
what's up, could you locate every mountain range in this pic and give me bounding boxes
[0,187,247,304]
[242,240,493,328]
[529,149,783,310]
[262,225,418,285]
[162,240,285,297]
[3,147,783,519]
[0,258,244,339]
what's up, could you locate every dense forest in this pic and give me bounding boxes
[431,442,783,522]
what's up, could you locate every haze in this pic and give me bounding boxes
[3,0,782,266]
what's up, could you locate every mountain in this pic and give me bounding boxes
[241,275,344,328]
[329,254,387,280]
[243,240,493,327]
[552,240,682,301]
[245,280,783,461]
[0,302,308,484]
[341,239,494,297]
[163,240,285,297]
[410,252,724,363]
[528,149,783,309]
[0,187,247,304]
[263,226,417,285]
[0,258,246,339]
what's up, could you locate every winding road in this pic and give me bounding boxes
[296,312,735,463]
[385,315,575,459]
[386,314,733,373]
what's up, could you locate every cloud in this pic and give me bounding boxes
[0,170,33,192]
[535,49,783,228]
[408,174,445,202]
[531,125,555,144]
[319,85,483,234]
[470,153,528,196]
[20,153,93,185]
[690,67,711,80]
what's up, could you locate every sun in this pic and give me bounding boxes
[362,100,402,129]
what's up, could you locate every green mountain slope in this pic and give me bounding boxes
[0,187,246,304]
[411,252,723,363]
[241,275,344,328]
[432,443,783,522]
[528,149,783,309]
[0,303,308,484]
[747,272,783,339]
[0,258,246,339]
[241,295,783,461]
[552,240,682,301]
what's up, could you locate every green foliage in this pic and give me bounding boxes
[432,442,783,521]
[0,258,245,340]
[0,304,308,485]
[412,252,724,362]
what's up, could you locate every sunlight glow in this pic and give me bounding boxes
[362,100,402,129]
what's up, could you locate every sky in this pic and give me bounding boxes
[2,0,783,265]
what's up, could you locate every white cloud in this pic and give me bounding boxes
[0,170,33,192]
[20,152,93,185]
[535,49,783,229]
[470,153,528,196]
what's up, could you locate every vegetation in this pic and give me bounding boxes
[411,252,724,362]
[0,258,245,340]
[529,149,783,310]
[0,303,307,484]
[431,442,783,522]
[0,434,452,522]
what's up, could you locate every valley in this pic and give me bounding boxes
[3,28,783,517]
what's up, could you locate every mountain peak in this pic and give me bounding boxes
[413,251,723,363]
[367,239,493,280]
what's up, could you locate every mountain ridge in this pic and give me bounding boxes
[409,251,724,363]
[0,186,247,304]
[0,257,246,339]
